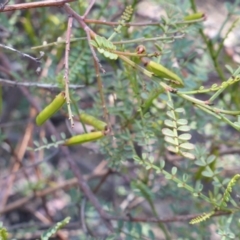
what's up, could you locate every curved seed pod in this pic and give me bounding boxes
[184,12,205,21]
[144,59,184,87]
[79,113,107,130]
[36,92,66,126]
[63,131,104,146]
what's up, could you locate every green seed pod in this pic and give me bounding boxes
[63,131,104,146]
[36,92,66,126]
[79,113,107,130]
[144,60,184,87]
[184,12,205,21]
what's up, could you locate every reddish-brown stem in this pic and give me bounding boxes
[0,168,108,215]
[62,149,114,232]
[0,0,10,10]
[63,4,96,38]
[80,16,110,129]
[83,0,95,18]
[0,111,35,211]
[84,19,162,27]
[0,0,76,12]
[104,210,231,223]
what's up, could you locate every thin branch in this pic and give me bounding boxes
[5,210,232,227]
[63,4,96,38]
[80,197,88,234]
[85,26,104,73]
[0,43,44,63]
[62,149,114,232]
[63,1,111,129]
[109,49,160,57]
[85,28,110,130]
[0,78,84,89]
[104,210,232,223]
[113,33,185,45]
[4,208,223,233]
[84,18,205,27]
[31,37,87,50]
[215,18,240,58]
[0,149,59,181]
[85,19,159,27]
[0,0,76,12]
[0,111,35,210]
[31,34,184,50]
[83,0,95,18]
[64,16,74,127]
[189,0,226,81]
[0,168,110,215]
[0,0,10,10]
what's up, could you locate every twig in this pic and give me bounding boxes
[84,18,205,27]
[85,27,110,129]
[62,149,114,232]
[83,0,95,19]
[80,197,88,234]
[5,208,227,233]
[93,169,112,194]
[64,3,109,125]
[0,109,35,210]
[215,18,240,58]
[109,49,160,57]
[31,37,87,50]
[0,0,76,12]
[31,34,184,50]
[0,78,84,89]
[63,4,96,38]
[0,149,59,181]
[0,168,110,215]
[189,0,226,81]
[0,43,44,63]
[6,210,232,227]
[64,16,74,127]
[0,0,10,10]
[104,210,231,223]
[85,26,104,72]
[63,2,109,114]
[113,33,185,45]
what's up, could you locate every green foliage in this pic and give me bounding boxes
[162,91,195,159]
[0,223,8,240]
[220,174,240,207]
[190,211,215,224]
[217,215,236,239]
[31,134,65,151]
[41,217,71,240]
[90,35,118,60]
[90,5,134,59]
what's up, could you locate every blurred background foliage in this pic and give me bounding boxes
[1,0,240,239]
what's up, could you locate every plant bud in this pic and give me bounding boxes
[136,45,146,54]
